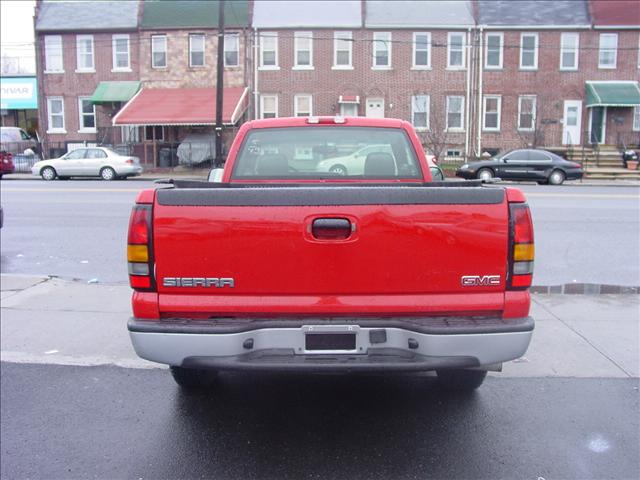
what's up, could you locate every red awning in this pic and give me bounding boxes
[339,95,360,104]
[113,86,249,126]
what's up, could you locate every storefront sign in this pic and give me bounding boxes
[0,77,38,109]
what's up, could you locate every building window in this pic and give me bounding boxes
[373,32,391,68]
[518,95,537,131]
[447,32,465,69]
[189,34,205,67]
[152,35,167,68]
[638,35,640,68]
[121,125,139,142]
[483,96,501,131]
[340,103,358,116]
[260,95,278,119]
[260,32,278,68]
[47,97,65,133]
[412,32,430,68]
[112,34,130,71]
[144,126,164,141]
[76,34,94,71]
[560,33,579,70]
[333,31,352,68]
[446,96,464,130]
[44,35,63,72]
[633,106,640,131]
[599,33,618,69]
[411,95,429,130]
[78,97,96,132]
[520,33,538,69]
[294,31,313,68]
[485,33,503,69]
[224,33,239,67]
[294,94,312,117]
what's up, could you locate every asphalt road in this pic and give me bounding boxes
[1,179,639,286]
[2,362,638,480]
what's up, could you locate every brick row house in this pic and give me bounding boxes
[252,0,639,160]
[34,0,639,165]
[35,0,141,157]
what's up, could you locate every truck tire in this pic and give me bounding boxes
[170,366,217,389]
[436,369,487,391]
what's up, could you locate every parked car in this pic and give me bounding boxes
[316,144,395,175]
[456,148,583,185]
[0,151,15,178]
[0,126,40,157]
[31,147,143,181]
[127,116,535,392]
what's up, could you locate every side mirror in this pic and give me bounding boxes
[207,168,224,182]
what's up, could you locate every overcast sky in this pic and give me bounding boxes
[0,0,36,73]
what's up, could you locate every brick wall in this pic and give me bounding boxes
[138,29,249,88]
[36,31,140,146]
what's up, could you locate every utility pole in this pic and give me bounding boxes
[214,0,225,166]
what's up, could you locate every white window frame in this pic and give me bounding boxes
[46,97,65,134]
[412,32,431,69]
[518,95,537,131]
[224,33,240,67]
[560,33,579,71]
[485,32,503,69]
[411,95,430,131]
[372,32,392,69]
[189,34,206,68]
[519,33,538,70]
[259,32,279,69]
[633,106,640,132]
[340,103,358,117]
[76,34,95,72]
[44,35,63,73]
[445,95,465,131]
[151,35,167,69]
[77,97,97,133]
[333,31,353,69]
[447,32,466,69]
[638,34,640,69]
[294,94,313,117]
[293,31,313,69]
[260,94,278,119]
[482,95,502,132]
[112,34,131,72]
[598,33,618,69]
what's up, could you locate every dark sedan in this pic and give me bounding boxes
[456,149,584,185]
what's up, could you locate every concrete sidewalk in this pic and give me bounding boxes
[1,274,638,377]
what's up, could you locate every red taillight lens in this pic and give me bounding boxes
[509,203,534,290]
[128,207,149,244]
[125,159,134,164]
[127,205,154,291]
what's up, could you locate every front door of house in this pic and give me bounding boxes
[365,98,385,118]
[562,100,582,145]
[589,106,606,144]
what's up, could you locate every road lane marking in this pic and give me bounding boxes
[525,193,639,199]
[1,188,145,193]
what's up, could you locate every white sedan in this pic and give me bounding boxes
[32,147,143,181]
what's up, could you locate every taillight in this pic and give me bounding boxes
[125,158,134,164]
[508,203,534,290]
[127,205,155,291]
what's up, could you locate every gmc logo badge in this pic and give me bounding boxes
[461,275,501,287]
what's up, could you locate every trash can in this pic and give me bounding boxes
[159,148,172,168]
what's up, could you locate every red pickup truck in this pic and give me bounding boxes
[127,117,534,391]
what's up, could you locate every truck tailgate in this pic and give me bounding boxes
[153,186,508,316]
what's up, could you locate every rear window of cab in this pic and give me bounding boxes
[231,126,422,180]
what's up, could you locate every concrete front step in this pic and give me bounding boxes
[585,167,640,180]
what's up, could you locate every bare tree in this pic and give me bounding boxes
[516,95,558,149]
[417,113,451,160]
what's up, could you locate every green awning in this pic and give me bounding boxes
[586,81,640,107]
[90,81,140,104]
